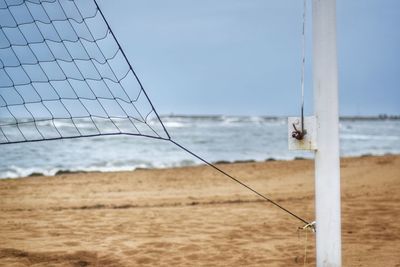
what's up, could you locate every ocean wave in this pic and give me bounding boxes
[163,121,186,128]
[0,156,319,179]
[0,159,197,179]
[219,116,282,125]
[2,150,398,179]
[341,134,400,141]
[1,166,59,179]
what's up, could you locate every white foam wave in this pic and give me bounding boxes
[163,121,186,128]
[0,159,198,179]
[341,134,400,141]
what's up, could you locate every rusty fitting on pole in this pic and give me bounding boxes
[292,123,307,140]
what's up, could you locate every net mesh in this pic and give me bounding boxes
[0,0,170,144]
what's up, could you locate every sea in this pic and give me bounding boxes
[1,116,399,179]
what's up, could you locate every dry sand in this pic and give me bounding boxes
[0,155,399,266]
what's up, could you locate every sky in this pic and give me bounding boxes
[86,1,399,116]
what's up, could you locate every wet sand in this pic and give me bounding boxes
[0,155,399,266]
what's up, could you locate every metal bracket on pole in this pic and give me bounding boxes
[288,116,317,151]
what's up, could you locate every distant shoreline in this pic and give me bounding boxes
[161,114,400,120]
[2,153,397,180]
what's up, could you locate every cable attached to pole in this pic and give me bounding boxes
[292,0,308,141]
[300,0,307,135]
[170,139,311,226]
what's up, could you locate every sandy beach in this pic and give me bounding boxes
[0,155,399,266]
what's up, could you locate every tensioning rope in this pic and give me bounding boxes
[170,140,311,225]
[301,0,307,133]
[300,0,307,134]
[292,0,308,141]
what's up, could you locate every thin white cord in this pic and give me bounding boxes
[300,0,307,132]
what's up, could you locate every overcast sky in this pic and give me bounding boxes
[97,0,400,116]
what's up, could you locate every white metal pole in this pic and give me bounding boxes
[312,0,342,266]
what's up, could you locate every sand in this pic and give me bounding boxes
[0,155,399,266]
